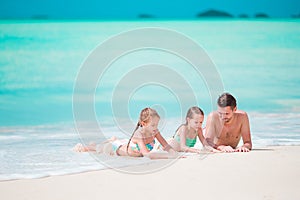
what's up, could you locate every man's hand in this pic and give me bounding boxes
[217,145,235,153]
[235,146,250,152]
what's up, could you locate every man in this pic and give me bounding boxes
[205,93,252,152]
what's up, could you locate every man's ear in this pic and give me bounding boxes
[233,106,237,112]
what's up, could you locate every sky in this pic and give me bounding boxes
[1,0,300,19]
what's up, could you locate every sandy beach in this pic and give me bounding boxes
[1,146,299,200]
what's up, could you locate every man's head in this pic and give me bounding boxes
[217,93,237,123]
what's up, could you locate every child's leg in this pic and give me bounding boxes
[73,136,118,152]
[73,143,96,152]
[97,138,129,155]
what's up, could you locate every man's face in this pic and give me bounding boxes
[217,106,236,123]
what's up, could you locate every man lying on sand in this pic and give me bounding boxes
[205,93,252,152]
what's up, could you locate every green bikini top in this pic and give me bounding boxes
[175,135,197,147]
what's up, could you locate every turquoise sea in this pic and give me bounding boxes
[1,19,300,180]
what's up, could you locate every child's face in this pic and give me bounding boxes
[143,116,160,135]
[188,114,204,131]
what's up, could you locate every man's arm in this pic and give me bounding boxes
[236,113,252,152]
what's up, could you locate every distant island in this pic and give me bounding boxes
[255,13,269,18]
[291,13,300,18]
[197,9,233,18]
[196,9,273,19]
[138,14,155,19]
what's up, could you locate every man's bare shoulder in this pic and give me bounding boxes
[235,110,248,115]
[235,110,249,120]
[208,111,219,118]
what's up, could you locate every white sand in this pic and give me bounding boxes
[1,146,299,200]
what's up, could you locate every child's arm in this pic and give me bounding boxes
[197,128,213,148]
[142,131,179,159]
[197,128,206,145]
[198,126,221,153]
[134,138,151,155]
[155,131,172,151]
[204,113,218,148]
[136,139,178,159]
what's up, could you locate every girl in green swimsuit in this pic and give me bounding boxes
[168,106,210,153]
[115,107,179,159]
[74,108,179,159]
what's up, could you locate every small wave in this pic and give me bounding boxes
[0,135,26,141]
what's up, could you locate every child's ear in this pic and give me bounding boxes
[140,121,146,127]
[186,117,190,123]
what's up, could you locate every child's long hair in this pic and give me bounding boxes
[126,107,160,155]
[173,106,204,137]
[185,106,204,125]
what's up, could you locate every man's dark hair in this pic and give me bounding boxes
[217,93,237,110]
